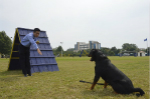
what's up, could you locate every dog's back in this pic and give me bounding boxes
[96,59,131,81]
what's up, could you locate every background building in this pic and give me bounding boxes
[74,42,89,51]
[138,51,146,56]
[74,41,101,51]
[89,41,101,49]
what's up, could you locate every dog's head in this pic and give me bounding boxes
[88,49,107,61]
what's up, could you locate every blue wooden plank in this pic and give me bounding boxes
[36,58,41,64]
[49,51,54,56]
[22,30,26,35]
[30,58,32,65]
[30,51,34,57]
[30,58,34,65]
[38,38,42,43]
[34,51,39,57]
[21,30,24,35]
[27,30,31,34]
[43,44,50,49]
[32,66,40,72]
[32,58,37,64]
[49,58,53,63]
[43,44,47,49]
[40,58,45,64]
[45,39,49,43]
[48,45,51,49]
[49,43,52,48]
[46,51,49,57]
[41,31,47,37]
[39,44,43,49]
[45,58,49,64]
[29,30,33,33]
[47,65,53,71]
[42,65,48,72]
[42,44,46,49]
[43,38,49,43]
[51,58,56,63]
[39,38,43,43]
[45,51,50,57]
[30,66,34,73]
[20,36,24,40]
[43,51,47,57]
[18,29,22,35]
[30,56,55,58]
[48,58,52,63]
[42,38,45,43]
[30,63,57,66]
[44,32,47,37]
[47,44,51,49]
[30,49,52,51]
[40,32,44,37]
[45,44,50,49]
[38,66,44,72]
[38,44,41,49]
[52,65,59,71]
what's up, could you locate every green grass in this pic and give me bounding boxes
[0,57,149,99]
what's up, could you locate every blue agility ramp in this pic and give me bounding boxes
[8,27,59,73]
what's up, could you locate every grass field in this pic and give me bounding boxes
[0,57,149,99]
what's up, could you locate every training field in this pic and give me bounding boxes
[0,57,149,99]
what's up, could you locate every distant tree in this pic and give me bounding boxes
[84,49,91,53]
[82,50,88,56]
[109,51,115,56]
[101,47,110,56]
[56,46,64,52]
[110,46,117,54]
[66,48,74,51]
[0,31,12,56]
[68,54,70,57]
[52,46,64,56]
[116,49,121,54]
[122,43,138,51]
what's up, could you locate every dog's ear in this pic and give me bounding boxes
[92,49,98,52]
[92,49,95,51]
[97,50,106,57]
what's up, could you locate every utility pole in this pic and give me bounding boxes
[147,39,148,56]
[11,37,13,45]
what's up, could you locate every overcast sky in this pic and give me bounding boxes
[0,0,149,51]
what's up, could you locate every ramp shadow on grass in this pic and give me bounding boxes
[0,70,23,82]
[0,76,21,82]
[0,70,22,76]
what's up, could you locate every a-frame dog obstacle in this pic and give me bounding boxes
[8,27,59,73]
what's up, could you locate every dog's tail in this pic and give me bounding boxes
[132,88,145,97]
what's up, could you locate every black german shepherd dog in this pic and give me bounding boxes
[88,49,145,96]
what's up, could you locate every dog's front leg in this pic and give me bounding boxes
[90,75,100,90]
[104,81,108,88]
